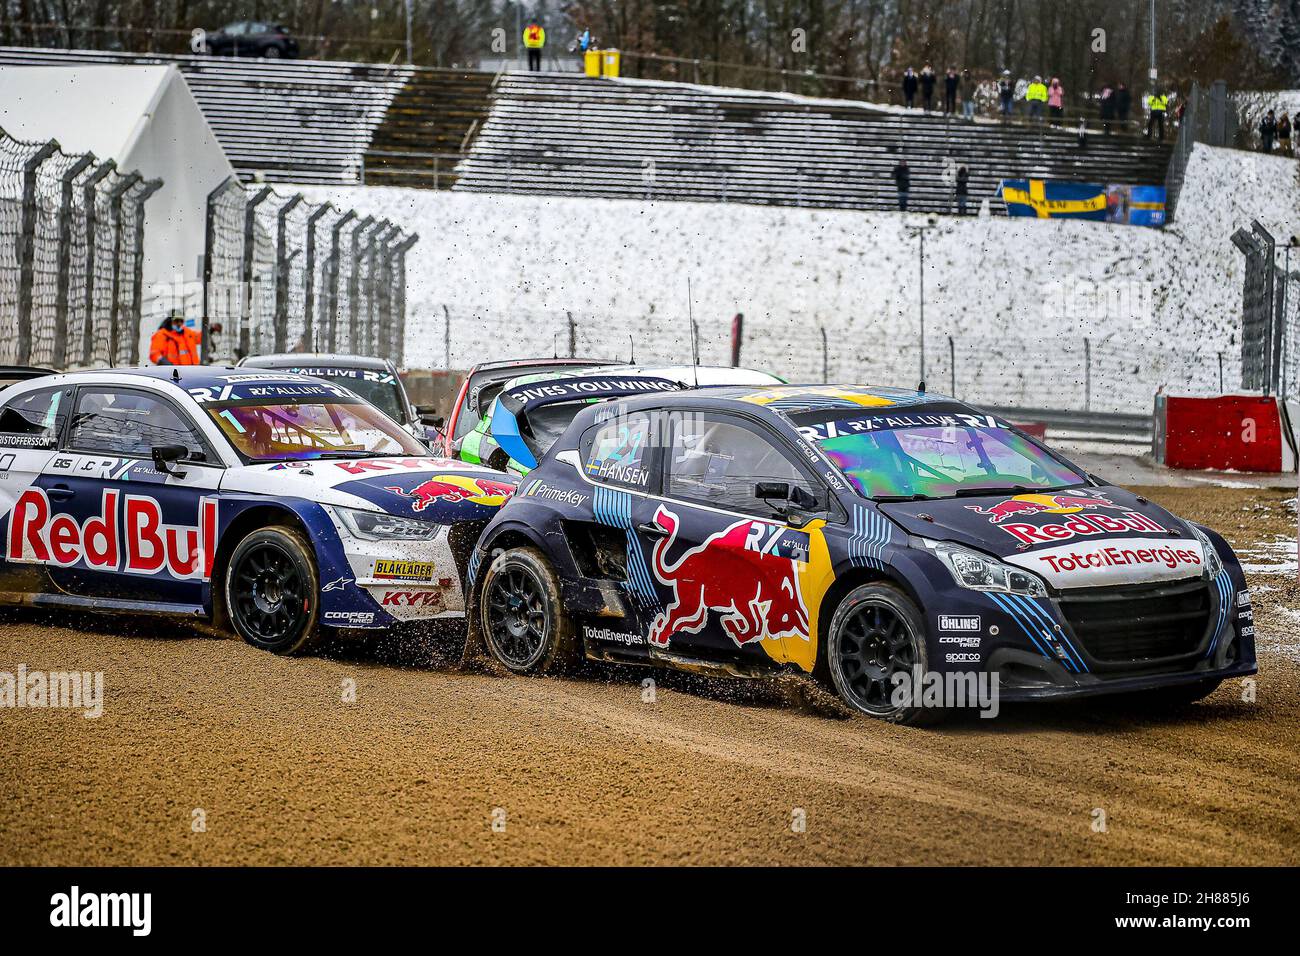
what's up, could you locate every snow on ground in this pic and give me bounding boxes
[297,142,1299,412]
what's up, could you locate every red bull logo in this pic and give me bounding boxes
[965,490,1125,523]
[385,474,515,512]
[647,505,809,649]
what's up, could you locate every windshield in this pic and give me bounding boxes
[207,399,426,462]
[522,400,589,457]
[813,420,1085,500]
[269,368,406,422]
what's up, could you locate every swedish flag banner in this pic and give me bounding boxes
[999,179,1166,227]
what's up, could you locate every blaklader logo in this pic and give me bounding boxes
[50,886,151,936]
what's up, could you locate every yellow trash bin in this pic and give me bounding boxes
[601,49,621,78]
[584,49,601,77]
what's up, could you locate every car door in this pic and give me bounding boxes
[637,409,829,668]
[0,384,71,595]
[45,386,221,609]
[571,407,664,660]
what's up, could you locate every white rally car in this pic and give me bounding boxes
[0,367,517,653]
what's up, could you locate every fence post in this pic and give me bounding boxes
[202,177,235,363]
[240,186,273,358]
[393,234,417,367]
[53,152,95,369]
[273,194,303,353]
[948,335,956,395]
[1084,337,1092,411]
[15,141,58,366]
[128,179,163,365]
[302,204,331,352]
[80,161,116,367]
[327,210,357,352]
[107,172,142,367]
[348,216,375,352]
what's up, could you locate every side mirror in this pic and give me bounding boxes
[755,481,791,501]
[415,404,444,429]
[152,444,189,477]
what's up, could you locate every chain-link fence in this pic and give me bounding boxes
[0,125,160,369]
[203,177,417,365]
[410,305,1233,414]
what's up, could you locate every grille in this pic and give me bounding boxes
[1057,578,1214,664]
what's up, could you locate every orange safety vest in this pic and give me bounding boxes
[149,326,202,365]
[523,24,545,49]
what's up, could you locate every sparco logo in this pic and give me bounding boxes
[938,615,980,632]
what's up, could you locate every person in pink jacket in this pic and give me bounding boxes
[1048,77,1065,126]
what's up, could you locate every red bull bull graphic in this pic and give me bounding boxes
[647,505,810,649]
[965,491,1127,523]
[385,475,516,512]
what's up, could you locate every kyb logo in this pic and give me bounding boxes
[50,886,151,936]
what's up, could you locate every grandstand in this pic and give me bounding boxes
[453,74,1174,214]
[2,46,1176,215]
[0,46,416,185]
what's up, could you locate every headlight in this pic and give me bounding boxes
[1186,523,1223,578]
[330,506,441,541]
[922,539,1047,598]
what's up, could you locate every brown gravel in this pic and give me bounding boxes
[1,486,1297,866]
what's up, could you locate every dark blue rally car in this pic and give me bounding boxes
[468,385,1256,723]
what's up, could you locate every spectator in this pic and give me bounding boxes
[944,67,959,113]
[955,164,969,215]
[961,69,976,118]
[149,312,201,366]
[893,159,910,211]
[920,64,937,111]
[523,21,546,71]
[1048,77,1065,125]
[998,70,1014,116]
[1146,89,1169,140]
[1260,109,1278,151]
[1279,112,1293,155]
[1099,83,1115,132]
[1077,117,1089,149]
[902,67,918,108]
[1025,75,1048,120]
[1115,82,1132,124]
[571,27,593,53]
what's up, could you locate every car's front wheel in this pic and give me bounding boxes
[825,582,941,724]
[225,526,320,654]
[479,546,577,674]
[262,44,282,58]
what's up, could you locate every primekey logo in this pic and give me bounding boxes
[50,886,151,936]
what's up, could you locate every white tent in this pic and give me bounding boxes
[0,64,237,351]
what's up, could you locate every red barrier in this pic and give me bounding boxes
[1161,395,1289,472]
[1011,421,1047,439]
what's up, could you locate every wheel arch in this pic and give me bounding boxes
[815,561,928,674]
[210,502,314,626]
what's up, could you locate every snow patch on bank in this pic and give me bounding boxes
[296,142,1299,412]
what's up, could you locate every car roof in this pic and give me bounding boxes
[13,365,330,395]
[239,353,393,371]
[599,383,968,417]
[467,357,611,374]
[496,363,780,395]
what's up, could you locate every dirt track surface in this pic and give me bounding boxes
[2,486,1298,866]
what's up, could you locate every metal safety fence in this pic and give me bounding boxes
[0,125,160,369]
[1232,220,1300,400]
[203,177,417,365]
